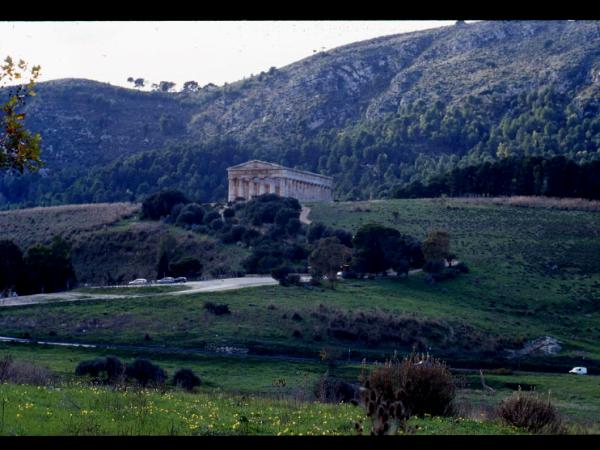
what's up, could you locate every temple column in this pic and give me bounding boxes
[228,178,235,202]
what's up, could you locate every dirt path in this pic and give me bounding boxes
[0,277,278,308]
[300,206,312,224]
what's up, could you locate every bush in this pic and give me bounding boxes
[0,354,54,385]
[175,203,205,226]
[314,373,358,403]
[423,260,445,274]
[204,301,231,315]
[172,368,201,391]
[203,210,221,225]
[271,265,292,286]
[498,391,565,434]
[169,257,203,278]
[210,218,224,231]
[455,262,470,273]
[363,352,455,419]
[141,190,189,220]
[125,359,167,387]
[75,356,124,383]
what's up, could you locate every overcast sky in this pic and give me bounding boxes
[0,21,458,89]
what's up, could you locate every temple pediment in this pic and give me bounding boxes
[227,160,285,172]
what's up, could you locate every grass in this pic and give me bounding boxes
[308,198,600,360]
[73,285,190,295]
[0,202,140,250]
[0,380,527,436]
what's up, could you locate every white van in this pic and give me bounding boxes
[568,367,587,375]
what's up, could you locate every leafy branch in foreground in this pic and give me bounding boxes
[1,56,42,173]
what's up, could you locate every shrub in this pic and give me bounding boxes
[203,210,221,225]
[0,354,54,385]
[125,359,167,387]
[141,190,189,220]
[498,391,565,434]
[75,356,124,383]
[424,260,445,274]
[210,218,224,231]
[172,368,201,391]
[175,203,205,226]
[223,208,235,218]
[204,301,231,315]
[169,257,203,278]
[314,373,358,403]
[363,352,455,419]
[455,262,470,273]
[271,265,292,286]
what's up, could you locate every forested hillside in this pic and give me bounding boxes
[2,21,600,207]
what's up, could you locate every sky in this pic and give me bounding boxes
[0,21,458,90]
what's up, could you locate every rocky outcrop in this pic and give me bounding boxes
[506,336,562,359]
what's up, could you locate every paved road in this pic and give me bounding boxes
[0,276,278,308]
[299,206,312,224]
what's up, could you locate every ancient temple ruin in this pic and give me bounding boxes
[227,160,333,202]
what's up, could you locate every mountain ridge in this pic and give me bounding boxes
[2,20,600,206]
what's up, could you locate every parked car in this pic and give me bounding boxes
[569,367,587,375]
[157,277,175,284]
[174,277,188,283]
[128,278,148,285]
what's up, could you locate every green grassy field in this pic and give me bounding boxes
[0,381,526,436]
[73,285,190,295]
[1,198,599,434]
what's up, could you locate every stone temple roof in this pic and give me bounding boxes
[227,160,333,181]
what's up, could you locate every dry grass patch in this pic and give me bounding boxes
[450,196,600,212]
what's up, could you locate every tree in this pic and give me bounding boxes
[141,190,189,220]
[169,257,203,278]
[182,81,200,93]
[1,56,42,173]
[156,235,177,279]
[308,237,352,289]
[422,230,451,271]
[127,77,145,89]
[154,81,176,93]
[0,240,24,294]
[22,236,76,294]
[352,223,423,277]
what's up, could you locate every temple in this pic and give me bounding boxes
[227,160,333,202]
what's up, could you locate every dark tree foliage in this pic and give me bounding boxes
[0,240,24,293]
[169,257,203,278]
[175,203,204,226]
[75,356,124,383]
[125,359,167,387]
[21,236,76,294]
[393,156,600,200]
[156,251,170,279]
[307,222,353,248]
[351,224,423,275]
[172,368,201,391]
[141,190,189,220]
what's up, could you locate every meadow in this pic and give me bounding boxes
[1,198,599,434]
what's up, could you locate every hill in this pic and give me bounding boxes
[2,20,600,207]
[2,198,598,369]
[0,203,249,285]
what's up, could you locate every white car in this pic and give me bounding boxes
[157,277,175,284]
[569,367,587,375]
[128,278,148,285]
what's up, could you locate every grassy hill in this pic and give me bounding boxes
[0,203,249,285]
[1,198,598,366]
